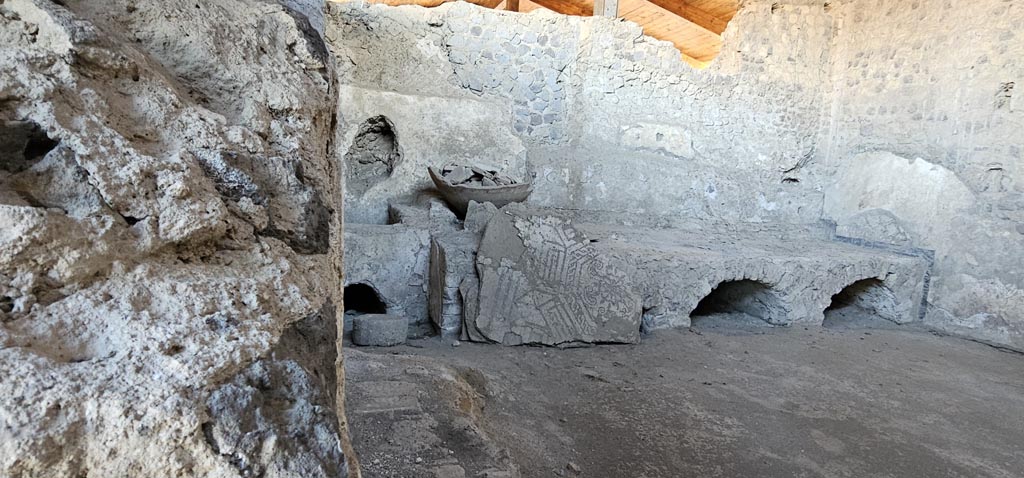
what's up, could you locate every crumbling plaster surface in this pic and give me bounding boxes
[326,0,830,225]
[1,0,353,476]
[821,0,1024,350]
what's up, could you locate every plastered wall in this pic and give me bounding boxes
[328,0,1024,350]
[821,0,1024,349]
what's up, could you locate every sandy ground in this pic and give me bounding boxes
[345,312,1024,478]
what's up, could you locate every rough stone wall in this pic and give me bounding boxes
[326,1,832,225]
[0,0,352,476]
[820,0,1024,350]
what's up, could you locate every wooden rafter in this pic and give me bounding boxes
[644,0,729,35]
[528,0,592,16]
[370,0,503,7]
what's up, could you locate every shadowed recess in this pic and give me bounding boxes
[344,115,402,196]
[344,283,388,315]
[690,279,786,324]
[823,278,900,327]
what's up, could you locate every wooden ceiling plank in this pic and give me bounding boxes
[644,0,728,35]
[528,0,592,16]
[361,0,501,7]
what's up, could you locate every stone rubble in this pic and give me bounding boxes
[439,163,521,188]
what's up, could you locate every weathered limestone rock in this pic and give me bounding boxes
[0,0,350,475]
[204,304,346,478]
[472,205,643,346]
[351,314,409,347]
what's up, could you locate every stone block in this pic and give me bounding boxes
[428,231,479,338]
[472,205,643,345]
[464,200,499,234]
[352,314,409,347]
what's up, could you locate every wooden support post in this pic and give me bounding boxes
[593,0,617,17]
[506,0,519,11]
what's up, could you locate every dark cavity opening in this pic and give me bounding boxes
[344,115,401,196]
[823,278,899,328]
[344,283,387,315]
[690,279,785,325]
[1,120,60,173]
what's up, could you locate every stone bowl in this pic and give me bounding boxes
[428,166,533,217]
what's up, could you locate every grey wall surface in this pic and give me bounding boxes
[820,0,1024,350]
[327,0,1024,350]
[326,1,830,225]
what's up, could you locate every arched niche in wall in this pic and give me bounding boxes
[344,115,402,196]
[822,278,899,328]
[343,282,388,315]
[690,279,787,326]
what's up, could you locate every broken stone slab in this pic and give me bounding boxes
[388,199,462,236]
[352,314,409,347]
[343,311,356,340]
[388,202,430,227]
[206,304,345,477]
[464,200,499,235]
[471,204,642,345]
[446,165,474,185]
[429,231,480,338]
[458,274,491,344]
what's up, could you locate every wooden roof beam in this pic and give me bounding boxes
[367,0,503,7]
[528,0,592,16]
[644,0,729,35]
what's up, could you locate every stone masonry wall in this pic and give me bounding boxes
[327,1,832,225]
[820,0,1024,350]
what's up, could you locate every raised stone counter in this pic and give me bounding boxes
[459,205,931,346]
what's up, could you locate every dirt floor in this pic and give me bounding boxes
[345,312,1024,478]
